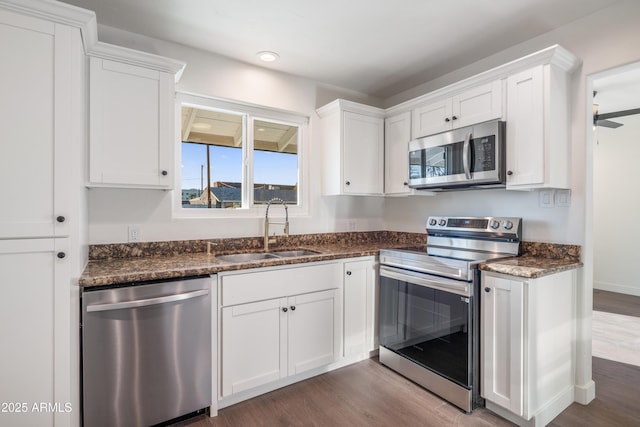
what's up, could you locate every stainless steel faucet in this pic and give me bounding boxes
[264,197,289,251]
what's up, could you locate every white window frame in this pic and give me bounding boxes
[173,91,309,218]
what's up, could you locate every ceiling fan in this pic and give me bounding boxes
[593,90,640,128]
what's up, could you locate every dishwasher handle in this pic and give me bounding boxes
[86,289,209,312]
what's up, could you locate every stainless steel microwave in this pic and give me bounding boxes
[408,120,506,190]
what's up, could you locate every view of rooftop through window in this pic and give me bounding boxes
[181,107,298,209]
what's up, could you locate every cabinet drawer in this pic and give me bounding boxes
[220,262,341,306]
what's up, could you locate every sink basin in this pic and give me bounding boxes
[269,249,321,257]
[216,252,279,262]
[215,249,321,263]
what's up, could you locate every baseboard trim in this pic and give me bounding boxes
[485,386,575,427]
[217,350,377,410]
[574,380,596,405]
[594,281,640,297]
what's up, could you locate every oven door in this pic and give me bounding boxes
[379,265,473,388]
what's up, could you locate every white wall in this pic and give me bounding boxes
[593,115,640,296]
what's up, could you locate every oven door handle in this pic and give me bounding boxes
[380,265,471,297]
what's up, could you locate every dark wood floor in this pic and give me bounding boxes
[178,290,640,426]
[593,289,640,317]
[549,356,640,427]
[176,358,513,427]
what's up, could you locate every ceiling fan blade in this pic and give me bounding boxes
[597,107,640,121]
[596,119,624,128]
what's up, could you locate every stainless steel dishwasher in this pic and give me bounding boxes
[82,277,212,427]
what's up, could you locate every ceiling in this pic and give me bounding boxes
[59,0,622,99]
[594,67,640,115]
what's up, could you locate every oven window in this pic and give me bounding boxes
[379,275,472,387]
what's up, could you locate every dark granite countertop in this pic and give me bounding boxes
[80,232,426,288]
[79,232,582,287]
[479,256,582,278]
[81,242,385,287]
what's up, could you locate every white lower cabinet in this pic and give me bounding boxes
[0,239,71,427]
[343,257,378,356]
[481,270,576,426]
[221,298,284,396]
[221,289,337,397]
[218,262,342,399]
[288,290,338,374]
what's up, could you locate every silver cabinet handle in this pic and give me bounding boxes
[463,132,472,180]
[87,289,209,312]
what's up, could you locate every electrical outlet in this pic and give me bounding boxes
[348,220,357,231]
[128,225,140,242]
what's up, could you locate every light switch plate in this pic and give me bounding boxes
[556,189,571,207]
[539,190,555,208]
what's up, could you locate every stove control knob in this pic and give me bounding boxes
[428,218,437,226]
[490,220,500,229]
[503,220,514,230]
[438,219,446,226]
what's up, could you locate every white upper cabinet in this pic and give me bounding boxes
[506,61,575,189]
[412,80,503,138]
[88,45,185,189]
[317,99,384,195]
[0,10,75,239]
[384,111,412,195]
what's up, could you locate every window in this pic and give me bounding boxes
[176,93,307,216]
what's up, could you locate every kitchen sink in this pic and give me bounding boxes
[269,249,321,257]
[216,252,279,262]
[215,249,321,263]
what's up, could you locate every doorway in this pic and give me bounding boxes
[590,62,640,367]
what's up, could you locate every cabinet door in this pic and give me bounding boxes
[412,98,452,138]
[343,259,376,356]
[481,274,524,416]
[342,111,384,194]
[506,66,545,187]
[89,57,174,188]
[452,80,503,128]
[0,238,70,427]
[221,297,287,396]
[288,290,337,375]
[0,13,72,239]
[384,112,412,195]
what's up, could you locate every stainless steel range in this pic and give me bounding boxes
[378,216,521,413]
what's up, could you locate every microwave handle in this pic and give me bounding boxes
[463,132,472,179]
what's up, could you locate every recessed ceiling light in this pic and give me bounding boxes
[257,51,279,62]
